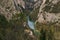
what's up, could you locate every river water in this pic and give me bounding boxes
[27,16,35,30]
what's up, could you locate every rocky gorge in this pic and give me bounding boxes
[0,0,60,40]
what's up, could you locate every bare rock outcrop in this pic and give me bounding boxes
[0,0,25,21]
[37,0,60,25]
[36,0,60,40]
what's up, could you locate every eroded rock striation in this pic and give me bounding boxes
[37,0,60,25]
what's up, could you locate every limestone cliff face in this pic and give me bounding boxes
[0,0,36,21]
[17,0,25,9]
[35,0,60,40]
[37,0,60,25]
[0,0,18,21]
[0,0,25,21]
